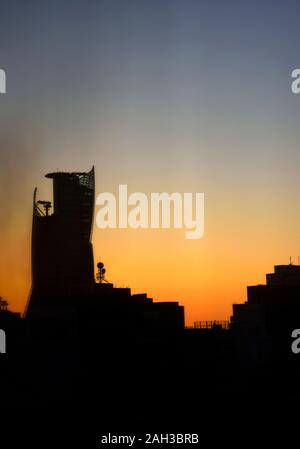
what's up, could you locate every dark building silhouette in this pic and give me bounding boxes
[26,168,95,317]
[231,264,300,333]
[230,263,300,402]
[25,167,184,331]
[15,168,185,433]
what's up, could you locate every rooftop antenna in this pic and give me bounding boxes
[96,261,109,283]
[290,256,293,265]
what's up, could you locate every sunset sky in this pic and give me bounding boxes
[0,0,300,325]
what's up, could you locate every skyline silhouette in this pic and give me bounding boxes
[1,1,300,325]
[3,165,298,327]
[1,1,300,446]
[0,166,300,447]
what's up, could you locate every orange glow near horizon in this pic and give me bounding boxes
[2,196,298,326]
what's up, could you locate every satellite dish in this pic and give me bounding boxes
[97,262,104,269]
[101,268,106,274]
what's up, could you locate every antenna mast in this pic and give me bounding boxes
[96,261,108,283]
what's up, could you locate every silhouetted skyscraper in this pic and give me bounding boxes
[26,168,95,316]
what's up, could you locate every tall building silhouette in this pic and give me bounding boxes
[26,168,95,316]
[25,167,184,331]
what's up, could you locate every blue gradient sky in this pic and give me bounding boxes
[0,0,300,323]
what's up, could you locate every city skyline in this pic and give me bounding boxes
[2,164,300,325]
[0,0,300,324]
